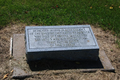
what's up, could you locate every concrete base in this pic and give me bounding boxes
[11,34,115,79]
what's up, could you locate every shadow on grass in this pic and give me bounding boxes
[28,58,103,71]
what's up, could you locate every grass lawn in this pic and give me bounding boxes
[0,0,120,35]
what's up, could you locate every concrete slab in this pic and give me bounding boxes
[11,34,115,78]
[12,67,32,79]
[13,34,25,60]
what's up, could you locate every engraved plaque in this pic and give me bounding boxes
[28,28,96,49]
[25,25,99,61]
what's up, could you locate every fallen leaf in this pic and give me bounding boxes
[3,73,8,79]
[119,6,120,8]
[11,70,14,73]
[105,5,107,7]
[112,4,114,6]
[25,11,28,14]
[110,6,113,9]
[38,72,40,74]
[56,5,58,8]
[90,6,92,9]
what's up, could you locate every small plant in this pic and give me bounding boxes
[111,49,113,52]
[116,39,120,48]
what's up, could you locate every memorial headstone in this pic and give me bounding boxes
[25,25,99,62]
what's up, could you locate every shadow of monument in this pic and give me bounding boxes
[28,57,103,71]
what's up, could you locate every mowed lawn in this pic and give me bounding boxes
[0,0,120,35]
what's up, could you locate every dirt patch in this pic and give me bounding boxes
[0,24,120,80]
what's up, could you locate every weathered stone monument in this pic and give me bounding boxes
[25,25,99,62]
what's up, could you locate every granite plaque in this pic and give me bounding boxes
[25,25,99,61]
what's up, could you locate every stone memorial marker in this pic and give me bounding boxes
[25,25,99,62]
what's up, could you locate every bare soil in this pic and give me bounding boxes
[0,23,120,80]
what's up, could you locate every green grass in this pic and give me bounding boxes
[0,0,120,35]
